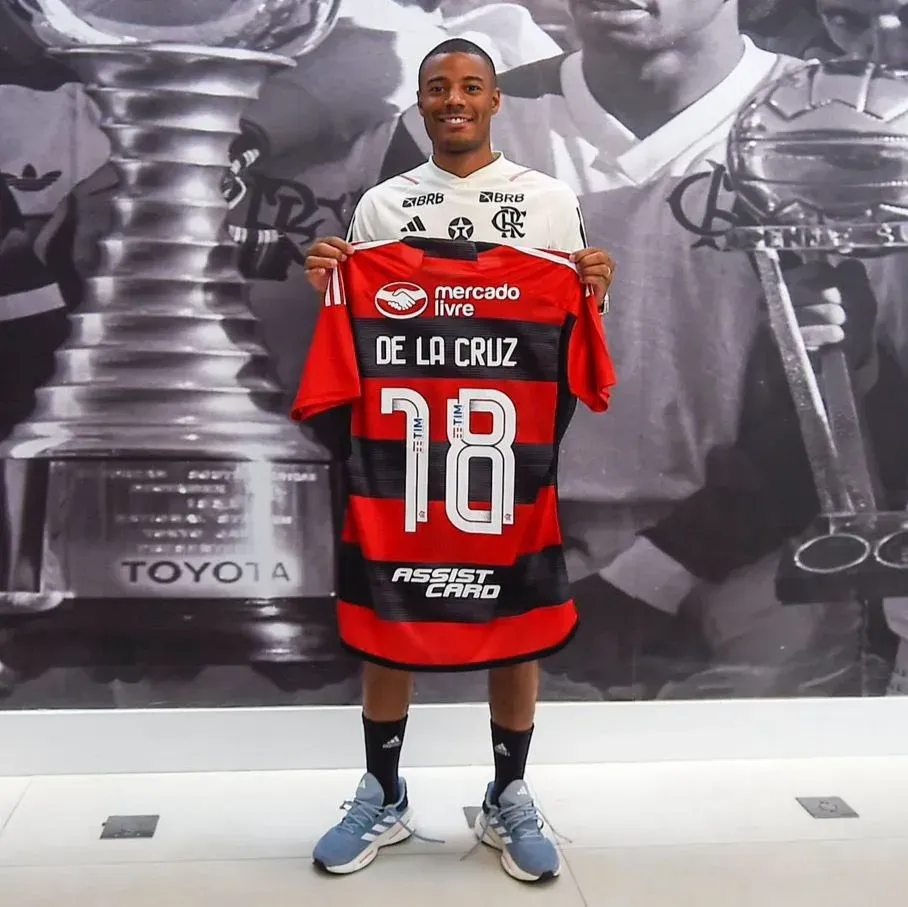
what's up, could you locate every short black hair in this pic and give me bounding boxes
[417,38,497,88]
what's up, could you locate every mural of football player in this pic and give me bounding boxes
[370,0,882,700]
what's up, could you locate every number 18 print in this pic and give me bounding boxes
[380,387,518,535]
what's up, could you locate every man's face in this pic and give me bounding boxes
[568,0,729,51]
[417,52,500,156]
[818,0,908,58]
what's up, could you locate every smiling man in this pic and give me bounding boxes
[301,38,613,883]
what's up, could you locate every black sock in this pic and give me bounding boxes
[363,713,407,805]
[491,720,534,804]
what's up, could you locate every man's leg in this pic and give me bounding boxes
[488,660,538,801]
[476,660,561,883]
[362,662,413,803]
[312,662,416,875]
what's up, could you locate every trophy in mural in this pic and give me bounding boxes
[724,57,908,603]
[0,0,346,676]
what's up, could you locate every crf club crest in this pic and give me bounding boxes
[492,206,526,239]
[666,161,742,250]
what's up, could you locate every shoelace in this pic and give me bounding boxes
[461,798,572,863]
[336,797,445,845]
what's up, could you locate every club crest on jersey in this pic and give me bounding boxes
[492,206,526,240]
[374,282,430,319]
[479,191,524,204]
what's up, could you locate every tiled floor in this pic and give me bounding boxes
[1,757,907,905]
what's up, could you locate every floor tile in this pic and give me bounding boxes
[0,766,491,867]
[0,779,29,834]
[0,852,586,907]
[527,756,908,849]
[565,839,908,907]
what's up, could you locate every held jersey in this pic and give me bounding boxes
[291,237,616,670]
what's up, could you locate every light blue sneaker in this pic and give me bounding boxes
[473,779,561,882]
[312,772,415,874]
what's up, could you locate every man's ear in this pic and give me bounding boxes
[491,86,501,116]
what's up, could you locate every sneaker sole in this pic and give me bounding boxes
[313,807,415,875]
[472,810,561,883]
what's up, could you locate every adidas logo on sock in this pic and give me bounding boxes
[401,216,426,233]
[382,735,402,749]
[494,743,510,757]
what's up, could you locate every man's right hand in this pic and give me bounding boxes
[305,237,354,294]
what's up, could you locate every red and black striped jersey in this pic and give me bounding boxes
[292,237,616,670]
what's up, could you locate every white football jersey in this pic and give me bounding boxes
[346,152,586,253]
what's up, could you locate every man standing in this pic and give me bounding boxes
[302,39,613,882]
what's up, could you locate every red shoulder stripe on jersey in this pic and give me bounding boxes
[509,168,534,182]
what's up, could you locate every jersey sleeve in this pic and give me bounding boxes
[547,183,587,253]
[547,184,613,313]
[567,283,617,412]
[345,189,381,243]
[290,265,362,422]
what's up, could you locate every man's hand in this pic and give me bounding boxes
[570,247,615,312]
[305,236,354,294]
[787,258,877,369]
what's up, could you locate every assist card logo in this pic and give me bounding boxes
[374,282,429,319]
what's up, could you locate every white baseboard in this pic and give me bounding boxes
[2,697,908,776]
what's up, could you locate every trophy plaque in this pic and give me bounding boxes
[0,0,348,681]
[724,58,908,603]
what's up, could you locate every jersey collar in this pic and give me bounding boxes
[392,237,511,273]
[560,36,780,184]
[425,151,509,184]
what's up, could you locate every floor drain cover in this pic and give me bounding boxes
[796,797,859,819]
[100,814,160,839]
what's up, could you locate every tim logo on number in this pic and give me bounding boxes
[374,282,429,319]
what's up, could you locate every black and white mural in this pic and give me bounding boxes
[2,0,908,709]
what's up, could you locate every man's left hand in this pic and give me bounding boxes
[571,247,615,312]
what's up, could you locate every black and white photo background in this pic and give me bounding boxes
[0,0,906,709]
